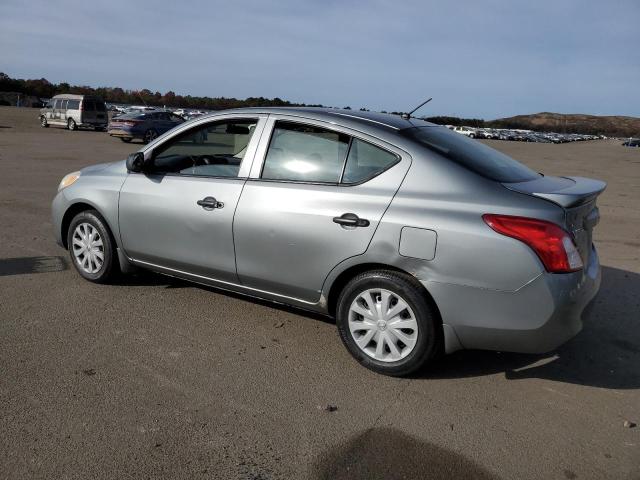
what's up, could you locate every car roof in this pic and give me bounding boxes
[52,94,100,100]
[198,107,437,134]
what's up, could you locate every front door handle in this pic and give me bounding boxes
[333,213,370,227]
[197,196,224,210]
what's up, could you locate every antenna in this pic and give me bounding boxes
[135,90,148,107]
[401,97,432,119]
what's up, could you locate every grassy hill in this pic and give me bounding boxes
[488,112,640,138]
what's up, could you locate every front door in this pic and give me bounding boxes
[233,117,410,303]
[119,116,267,283]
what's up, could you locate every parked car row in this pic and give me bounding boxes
[42,96,627,148]
[447,125,605,144]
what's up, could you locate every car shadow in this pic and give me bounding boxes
[119,265,639,389]
[312,427,499,480]
[420,266,640,390]
[0,256,68,276]
[119,270,335,324]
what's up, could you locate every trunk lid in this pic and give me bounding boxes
[504,175,606,266]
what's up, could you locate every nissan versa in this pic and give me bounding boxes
[52,108,605,376]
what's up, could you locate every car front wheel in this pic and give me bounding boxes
[67,210,118,283]
[336,270,439,376]
[40,116,48,128]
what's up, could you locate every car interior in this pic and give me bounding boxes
[151,121,257,177]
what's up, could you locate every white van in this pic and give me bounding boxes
[39,94,108,131]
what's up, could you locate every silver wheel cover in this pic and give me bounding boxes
[348,288,419,362]
[72,223,105,274]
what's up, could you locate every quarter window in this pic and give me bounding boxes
[151,119,257,177]
[342,138,399,184]
[67,100,80,110]
[261,122,349,183]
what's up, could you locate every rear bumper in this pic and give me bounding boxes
[108,129,138,139]
[426,246,601,354]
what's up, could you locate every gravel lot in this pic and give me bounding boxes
[1,106,638,479]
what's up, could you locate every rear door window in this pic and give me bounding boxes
[342,138,399,184]
[261,121,349,183]
[83,99,95,111]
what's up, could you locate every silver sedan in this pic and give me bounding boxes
[52,108,605,376]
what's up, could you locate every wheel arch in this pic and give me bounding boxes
[60,202,117,249]
[326,262,442,321]
[326,262,445,354]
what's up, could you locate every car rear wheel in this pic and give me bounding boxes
[67,210,118,283]
[120,137,132,143]
[336,270,439,376]
[143,129,158,144]
[40,116,48,128]
[67,118,77,131]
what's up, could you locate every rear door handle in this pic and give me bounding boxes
[197,196,224,210]
[333,213,370,227]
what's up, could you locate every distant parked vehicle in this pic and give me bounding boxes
[108,111,184,143]
[451,126,476,138]
[39,94,108,131]
[622,138,640,147]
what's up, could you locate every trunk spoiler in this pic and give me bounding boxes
[503,176,606,208]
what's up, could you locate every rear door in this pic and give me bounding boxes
[233,116,410,303]
[154,112,177,134]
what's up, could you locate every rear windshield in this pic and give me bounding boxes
[403,126,540,183]
[82,99,106,111]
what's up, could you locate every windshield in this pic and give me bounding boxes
[403,126,540,183]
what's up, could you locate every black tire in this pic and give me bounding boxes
[120,137,132,143]
[67,118,77,131]
[67,210,118,284]
[336,270,439,377]
[143,129,158,144]
[40,116,49,128]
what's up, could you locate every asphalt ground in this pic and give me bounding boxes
[1,106,639,479]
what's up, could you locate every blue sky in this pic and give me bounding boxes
[1,0,638,119]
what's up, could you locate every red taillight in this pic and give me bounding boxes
[482,214,583,273]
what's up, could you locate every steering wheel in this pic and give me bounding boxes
[200,155,227,165]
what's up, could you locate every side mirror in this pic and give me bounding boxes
[126,152,146,173]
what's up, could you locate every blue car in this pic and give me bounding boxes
[108,111,184,143]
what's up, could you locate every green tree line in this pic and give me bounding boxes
[0,72,315,110]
